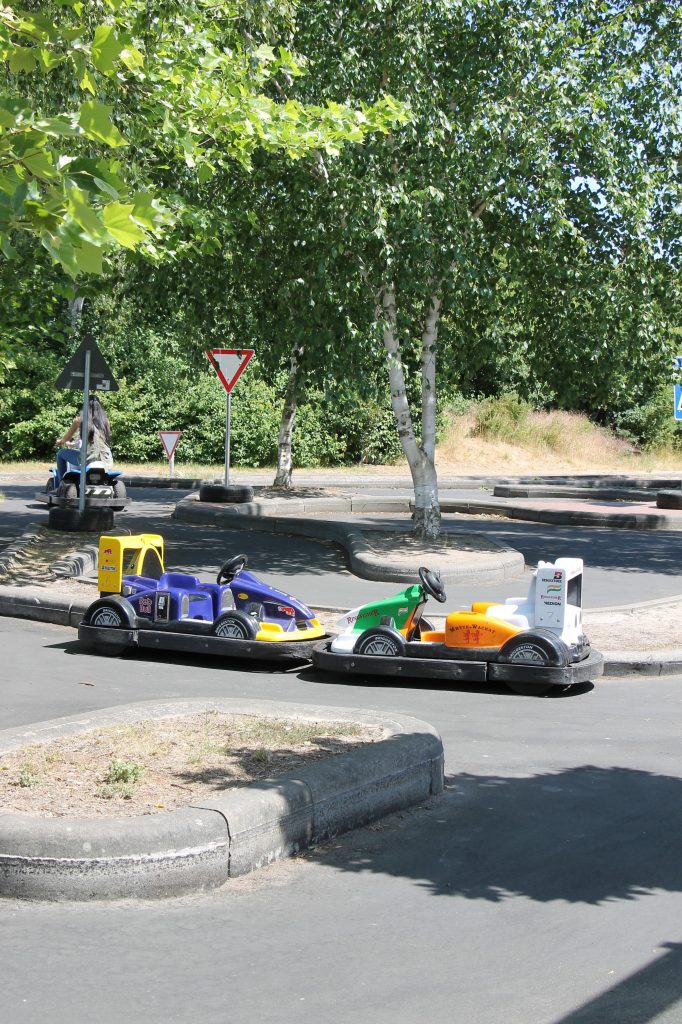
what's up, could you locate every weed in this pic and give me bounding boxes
[104,759,143,785]
[17,764,39,788]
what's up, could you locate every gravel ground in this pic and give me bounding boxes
[0,712,383,818]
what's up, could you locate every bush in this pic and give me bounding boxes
[609,388,681,451]
[471,393,532,440]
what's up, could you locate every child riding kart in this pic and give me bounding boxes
[312,559,604,695]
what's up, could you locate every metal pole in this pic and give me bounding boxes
[78,348,91,515]
[169,452,175,478]
[224,392,231,485]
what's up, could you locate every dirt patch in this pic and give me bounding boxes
[0,712,383,819]
[359,528,507,568]
[0,526,97,587]
[583,603,682,652]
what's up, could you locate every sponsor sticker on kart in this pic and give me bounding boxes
[139,596,152,616]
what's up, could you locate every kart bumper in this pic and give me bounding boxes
[78,623,323,661]
[312,641,604,690]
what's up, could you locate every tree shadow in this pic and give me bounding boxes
[552,942,682,1024]
[311,764,682,905]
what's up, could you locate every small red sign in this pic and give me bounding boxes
[205,348,255,394]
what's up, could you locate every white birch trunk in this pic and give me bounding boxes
[273,344,303,489]
[380,283,441,538]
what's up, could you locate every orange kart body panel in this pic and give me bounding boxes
[440,611,521,649]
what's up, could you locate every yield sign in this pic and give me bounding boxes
[159,431,182,460]
[205,348,255,393]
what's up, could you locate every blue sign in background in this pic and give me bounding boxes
[674,384,682,421]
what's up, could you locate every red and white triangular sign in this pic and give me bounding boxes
[205,348,255,394]
[159,431,182,460]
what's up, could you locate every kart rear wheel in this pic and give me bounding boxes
[496,629,570,696]
[354,626,407,657]
[83,597,136,657]
[212,610,259,641]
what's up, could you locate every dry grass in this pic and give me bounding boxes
[0,712,383,818]
[436,407,682,475]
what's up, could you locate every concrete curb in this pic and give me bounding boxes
[121,473,682,491]
[437,498,681,531]
[174,494,525,584]
[0,699,444,901]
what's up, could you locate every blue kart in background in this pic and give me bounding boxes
[40,446,128,511]
[78,534,326,660]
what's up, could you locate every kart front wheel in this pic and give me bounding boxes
[212,610,258,641]
[111,479,127,510]
[57,480,78,501]
[354,626,406,658]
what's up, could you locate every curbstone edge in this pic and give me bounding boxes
[0,699,444,901]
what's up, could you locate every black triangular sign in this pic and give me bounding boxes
[55,334,119,392]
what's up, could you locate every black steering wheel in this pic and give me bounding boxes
[418,566,447,603]
[217,554,248,585]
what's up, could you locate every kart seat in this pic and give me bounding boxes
[160,572,201,590]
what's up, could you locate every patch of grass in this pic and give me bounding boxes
[104,759,144,785]
[17,764,40,788]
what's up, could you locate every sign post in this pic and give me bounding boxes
[55,334,118,515]
[204,348,255,485]
[159,431,182,477]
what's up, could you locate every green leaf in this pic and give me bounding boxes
[73,239,104,274]
[22,151,59,181]
[102,202,147,247]
[91,24,122,75]
[8,48,38,74]
[78,101,127,148]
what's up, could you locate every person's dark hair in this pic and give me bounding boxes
[83,394,111,444]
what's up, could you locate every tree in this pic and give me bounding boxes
[289,0,682,535]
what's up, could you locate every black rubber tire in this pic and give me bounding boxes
[496,629,570,668]
[111,479,127,511]
[354,626,407,657]
[45,477,55,494]
[656,490,682,509]
[57,480,78,501]
[48,506,114,532]
[199,483,255,504]
[83,596,137,657]
[216,554,248,584]
[212,610,259,641]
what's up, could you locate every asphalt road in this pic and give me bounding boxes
[1,616,681,1024]
[4,483,682,609]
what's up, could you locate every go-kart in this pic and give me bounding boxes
[38,446,127,511]
[78,533,326,660]
[312,559,604,695]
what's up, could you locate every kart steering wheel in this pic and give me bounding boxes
[217,554,248,585]
[418,566,447,603]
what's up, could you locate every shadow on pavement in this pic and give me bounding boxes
[310,764,682,904]
[551,941,682,1024]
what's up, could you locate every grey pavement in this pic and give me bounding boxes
[0,616,680,1024]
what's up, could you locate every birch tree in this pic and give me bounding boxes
[292,0,682,536]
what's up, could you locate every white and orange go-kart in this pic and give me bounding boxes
[313,559,603,696]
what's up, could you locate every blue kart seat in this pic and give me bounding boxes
[160,572,201,590]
